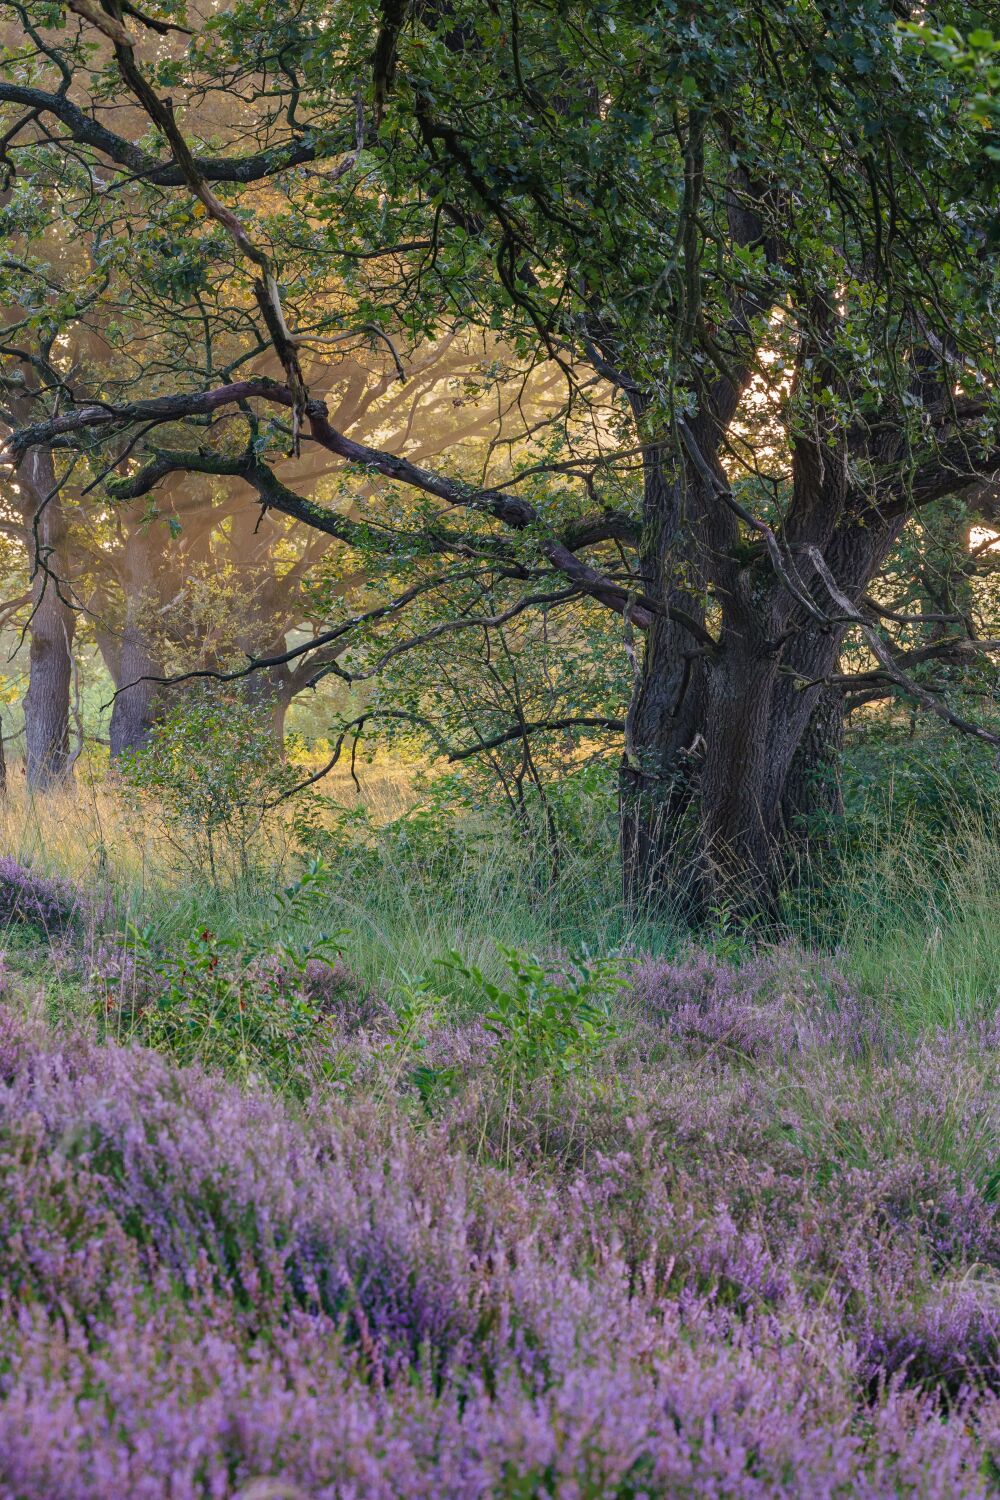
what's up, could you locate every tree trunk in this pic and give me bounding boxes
[618,450,711,915]
[108,526,166,759]
[779,687,845,837]
[109,627,162,758]
[697,644,788,916]
[18,447,76,790]
[619,478,901,921]
[240,662,293,753]
[622,631,846,922]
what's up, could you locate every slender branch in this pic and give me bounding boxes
[265,710,625,806]
[265,710,449,805]
[68,0,310,447]
[0,79,325,184]
[446,714,625,761]
[805,545,1000,748]
[677,417,830,624]
[862,597,965,627]
[103,570,482,705]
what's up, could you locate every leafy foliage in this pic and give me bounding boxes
[119,694,314,886]
[94,858,344,1088]
[441,944,624,1082]
[9,0,1000,908]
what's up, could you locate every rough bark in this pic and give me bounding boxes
[779,687,845,838]
[109,627,162,758]
[618,431,904,920]
[622,628,846,920]
[618,448,711,914]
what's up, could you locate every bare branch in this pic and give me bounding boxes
[806,545,1000,749]
[265,710,625,806]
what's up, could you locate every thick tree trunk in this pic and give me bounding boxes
[618,452,711,915]
[619,484,901,921]
[23,615,74,788]
[698,645,787,914]
[18,447,76,790]
[779,687,845,836]
[622,632,846,922]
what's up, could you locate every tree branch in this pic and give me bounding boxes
[0,79,324,185]
[805,545,1000,748]
[265,710,625,806]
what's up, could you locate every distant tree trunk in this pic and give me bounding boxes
[107,527,166,759]
[109,629,162,758]
[272,681,292,748]
[240,661,294,753]
[18,446,76,790]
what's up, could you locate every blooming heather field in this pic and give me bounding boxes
[7,0,1000,1491]
[0,907,999,1497]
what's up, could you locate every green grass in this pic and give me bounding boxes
[4,751,1000,1044]
[2,753,1000,1231]
[817,810,1000,1032]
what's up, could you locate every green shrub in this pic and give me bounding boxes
[118,693,314,888]
[441,944,624,1083]
[100,860,345,1090]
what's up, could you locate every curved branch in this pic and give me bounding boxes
[0,80,324,185]
[806,545,1000,749]
[265,710,625,806]
[3,383,728,636]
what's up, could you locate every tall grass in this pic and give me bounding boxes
[4,755,1000,1033]
[831,809,1000,1031]
[0,762,672,1003]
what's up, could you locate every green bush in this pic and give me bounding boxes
[100,860,345,1090]
[441,944,624,1083]
[118,693,313,887]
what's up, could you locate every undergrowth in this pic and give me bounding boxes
[0,751,995,1493]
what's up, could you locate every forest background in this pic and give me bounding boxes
[0,5,999,1492]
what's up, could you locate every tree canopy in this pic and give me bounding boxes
[2,0,1000,914]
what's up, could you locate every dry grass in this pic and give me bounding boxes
[0,754,420,892]
[0,769,133,880]
[314,758,422,822]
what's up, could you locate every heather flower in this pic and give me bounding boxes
[299,955,382,1029]
[863,1280,1000,1394]
[0,1017,980,1490]
[87,938,165,1033]
[0,857,83,934]
[0,937,994,1496]
[631,944,884,1060]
